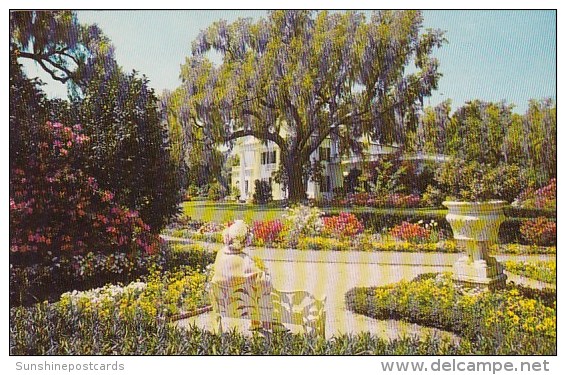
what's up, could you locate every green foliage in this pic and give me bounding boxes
[363,157,408,195]
[421,184,445,207]
[74,69,182,232]
[435,159,526,202]
[185,185,199,200]
[503,260,556,284]
[521,99,557,185]
[445,100,512,165]
[10,11,113,88]
[417,100,451,154]
[346,273,556,355]
[168,10,445,201]
[161,243,217,272]
[421,99,556,188]
[10,303,468,355]
[207,182,227,201]
[9,58,49,171]
[252,179,273,204]
[231,185,241,200]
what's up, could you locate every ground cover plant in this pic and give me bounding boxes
[503,260,556,284]
[345,273,556,355]
[11,301,470,355]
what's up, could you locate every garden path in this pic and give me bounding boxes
[167,236,555,340]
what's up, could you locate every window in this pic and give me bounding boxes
[319,147,331,162]
[245,180,249,194]
[262,150,277,165]
[320,175,331,193]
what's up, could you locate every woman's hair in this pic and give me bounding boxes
[222,220,252,250]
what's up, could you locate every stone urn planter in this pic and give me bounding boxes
[443,200,507,290]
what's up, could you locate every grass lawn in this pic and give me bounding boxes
[181,199,447,223]
[181,200,286,223]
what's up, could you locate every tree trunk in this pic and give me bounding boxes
[285,159,308,203]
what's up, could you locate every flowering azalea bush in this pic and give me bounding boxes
[389,221,433,243]
[252,220,284,246]
[9,122,160,265]
[514,179,556,210]
[519,217,556,246]
[322,212,364,238]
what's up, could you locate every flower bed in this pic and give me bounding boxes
[252,219,285,246]
[514,179,556,210]
[322,212,364,238]
[503,260,556,284]
[519,217,556,246]
[345,273,556,355]
[298,236,459,253]
[58,268,210,320]
[10,242,216,307]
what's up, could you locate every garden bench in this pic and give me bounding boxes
[210,274,326,336]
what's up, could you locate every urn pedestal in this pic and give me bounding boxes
[443,201,507,290]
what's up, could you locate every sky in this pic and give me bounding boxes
[21,10,556,114]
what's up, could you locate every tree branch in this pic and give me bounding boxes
[17,51,73,83]
[223,128,286,150]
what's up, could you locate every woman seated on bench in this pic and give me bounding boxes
[211,220,286,331]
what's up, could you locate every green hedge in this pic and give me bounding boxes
[345,273,556,355]
[10,302,469,355]
[504,206,556,218]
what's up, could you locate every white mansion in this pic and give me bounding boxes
[228,135,428,202]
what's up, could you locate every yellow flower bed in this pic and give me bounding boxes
[58,268,209,320]
[346,273,556,355]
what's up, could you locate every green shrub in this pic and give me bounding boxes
[9,242,216,307]
[10,302,468,355]
[504,206,556,219]
[503,260,556,284]
[436,159,526,202]
[207,182,227,201]
[161,243,217,272]
[252,179,272,204]
[345,273,556,355]
[185,185,199,200]
[421,184,444,207]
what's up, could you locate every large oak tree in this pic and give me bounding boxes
[165,10,445,201]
